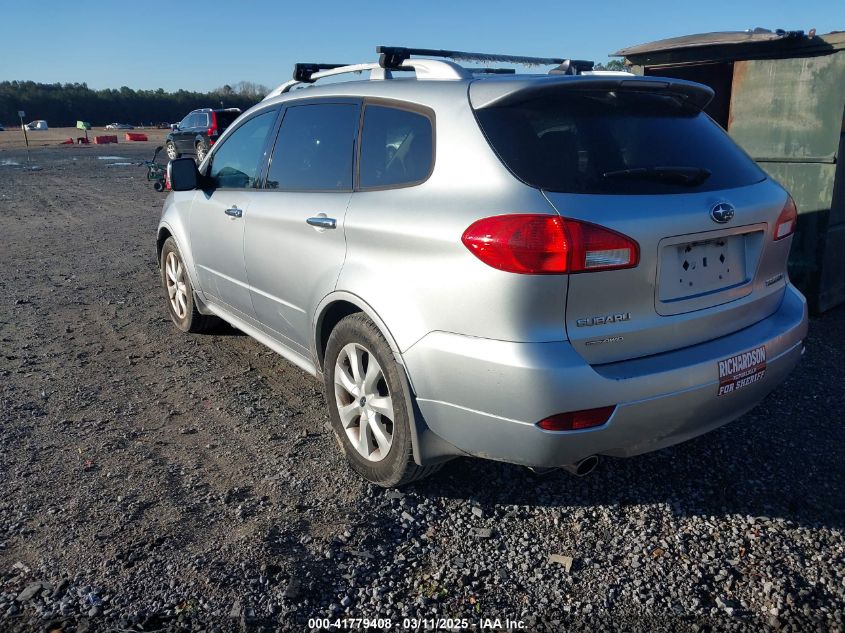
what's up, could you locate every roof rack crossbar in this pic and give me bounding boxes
[376,45,594,74]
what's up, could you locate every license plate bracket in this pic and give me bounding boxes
[660,236,747,303]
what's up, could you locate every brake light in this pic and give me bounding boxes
[208,111,218,137]
[461,214,639,274]
[538,406,616,431]
[774,195,797,241]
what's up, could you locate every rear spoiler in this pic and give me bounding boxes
[469,75,714,110]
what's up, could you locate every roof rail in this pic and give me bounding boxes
[263,57,470,101]
[264,63,383,100]
[293,63,351,83]
[376,45,594,74]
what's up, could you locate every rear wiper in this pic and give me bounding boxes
[602,166,712,186]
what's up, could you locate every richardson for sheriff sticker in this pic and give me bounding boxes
[718,345,767,396]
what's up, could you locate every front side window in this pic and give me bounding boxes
[359,105,433,189]
[208,110,276,189]
[266,103,358,191]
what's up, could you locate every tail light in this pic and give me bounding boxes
[774,195,797,241]
[538,406,616,431]
[208,111,219,137]
[461,214,639,274]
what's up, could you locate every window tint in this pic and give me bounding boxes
[215,110,240,130]
[359,105,433,188]
[208,110,276,189]
[179,114,193,128]
[195,112,209,128]
[474,91,766,195]
[266,104,358,191]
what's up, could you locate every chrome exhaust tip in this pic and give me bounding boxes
[562,455,599,477]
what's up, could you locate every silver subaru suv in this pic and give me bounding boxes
[157,46,808,486]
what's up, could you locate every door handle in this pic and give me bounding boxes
[225,206,243,218]
[306,216,337,230]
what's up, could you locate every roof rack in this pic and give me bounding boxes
[376,46,593,74]
[262,46,594,101]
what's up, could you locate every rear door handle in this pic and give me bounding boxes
[225,206,243,218]
[306,216,337,230]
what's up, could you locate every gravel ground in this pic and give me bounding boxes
[0,144,843,632]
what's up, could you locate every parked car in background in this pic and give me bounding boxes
[0,124,5,131]
[165,108,241,163]
[157,48,807,487]
[106,122,134,130]
[24,120,48,130]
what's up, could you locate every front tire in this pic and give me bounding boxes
[160,237,211,333]
[165,141,179,160]
[324,313,440,487]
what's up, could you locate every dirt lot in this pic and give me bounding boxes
[0,127,171,151]
[0,142,843,632]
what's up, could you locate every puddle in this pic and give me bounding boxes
[97,156,128,160]
[0,159,21,166]
[105,162,135,167]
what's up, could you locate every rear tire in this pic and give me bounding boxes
[195,141,209,164]
[160,237,211,334]
[324,313,439,487]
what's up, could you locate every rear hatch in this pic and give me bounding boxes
[472,77,794,364]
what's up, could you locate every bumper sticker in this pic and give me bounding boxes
[718,345,767,396]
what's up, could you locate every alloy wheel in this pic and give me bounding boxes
[334,342,395,462]
[165,251,188,320]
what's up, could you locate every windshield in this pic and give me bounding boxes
[474,90,766,195]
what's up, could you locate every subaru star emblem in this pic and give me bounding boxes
[710,202,735,224]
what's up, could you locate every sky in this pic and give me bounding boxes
[0,0,843,92]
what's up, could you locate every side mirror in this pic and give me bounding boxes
[169,158,201,191]
[170,123,178,131]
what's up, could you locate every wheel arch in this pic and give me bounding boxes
[156,219,212,315]
[156,225,173,265]
[313,292,405,376]
[314,291,447,467]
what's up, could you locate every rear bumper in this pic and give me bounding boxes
[403,284,808,467]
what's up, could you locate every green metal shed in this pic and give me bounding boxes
[615,29,845,313]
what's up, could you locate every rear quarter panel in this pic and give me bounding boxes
[338,85,569,352]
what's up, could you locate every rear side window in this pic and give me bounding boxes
[266,104,358,191]
[359,105,433,189]
[208,110,276,189]
[475,91,766,194]
[215,110,240,130]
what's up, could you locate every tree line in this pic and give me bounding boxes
[0,81,270,127]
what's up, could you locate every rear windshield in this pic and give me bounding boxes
[215,110,240,129]
[474,90,766,195]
